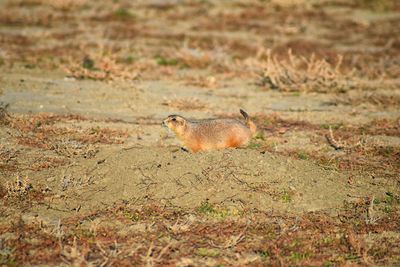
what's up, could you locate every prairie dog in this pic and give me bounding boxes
[162,109,257,152]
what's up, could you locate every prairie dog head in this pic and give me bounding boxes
[162,115,188,136]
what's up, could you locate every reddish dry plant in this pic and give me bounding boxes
[1,203,399,266]
[252,114,400,177]
[363,117,400,137]
[30,157,68,171]
[254,113,317,134]
[6,113,129,148]
[9,113,86,133]
[0,113,130,172]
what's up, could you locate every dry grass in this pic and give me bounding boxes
[0,103,11,126]
[63,49,140,82]
[337,92,400,108]
[0,146,18,172]
[4,176,32,198]
[364,117,400,137]
[0,0,398,87]
[252,113,400,178]
[0,202,399,266]
[315,143,400,178]
[258,49,350,92]
[0,113,129,171]
[7,113,129,148]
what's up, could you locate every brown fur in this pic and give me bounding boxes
[162,110,257,152]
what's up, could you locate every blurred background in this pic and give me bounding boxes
[1,0,399,90]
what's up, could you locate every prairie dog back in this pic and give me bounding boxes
[189,119,251,150]
[162,110,257,152]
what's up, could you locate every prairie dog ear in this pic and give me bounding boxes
[174,116,186,127]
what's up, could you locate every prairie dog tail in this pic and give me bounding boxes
[240,109,257,135]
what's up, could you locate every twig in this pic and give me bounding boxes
[156,242,172,261]
[142,242,154,267]
[325,126,344,150]
[367,195,379,225]
[209,232,245,249]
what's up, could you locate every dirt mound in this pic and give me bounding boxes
[30,147,392,220]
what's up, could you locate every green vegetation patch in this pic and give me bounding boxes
[114,8,136,20]
[198,201,239,218]
[196,248,221,257]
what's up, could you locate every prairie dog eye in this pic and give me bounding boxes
[171,118,177,121]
